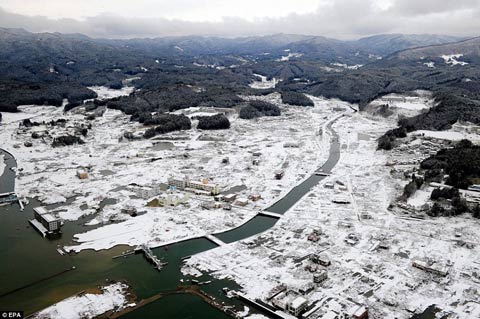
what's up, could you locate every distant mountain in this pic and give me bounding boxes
[391,36,480,60]
[355,34,465,56]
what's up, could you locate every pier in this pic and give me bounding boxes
[106,285,235,319]
[135,244,167,271]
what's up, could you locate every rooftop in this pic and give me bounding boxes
[290,296,308,309]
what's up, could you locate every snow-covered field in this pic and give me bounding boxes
[183,110,480,319]
[33,282,132,319]
[412,129,480,142]
[0,92,345,253]
[87,86,135,100]
[369,91,434,114]
[249,74,278,89]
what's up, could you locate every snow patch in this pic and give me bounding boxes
[0,154,5,178]
[87,86,134,100]
[33,283,130,319]
[441,54,468,66]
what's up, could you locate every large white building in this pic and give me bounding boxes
[168,176,220,195]
[30,207,62,238]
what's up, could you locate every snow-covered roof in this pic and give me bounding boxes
[290,296,308,309]
[33,207,49,215]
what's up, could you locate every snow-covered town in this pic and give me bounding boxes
[1,84,480,319]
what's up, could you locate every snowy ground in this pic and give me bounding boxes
[0,153,5,178]
[249,74,277,89]
[412,129,480,142]
[87,86,134,100]
[32,282,133,319]
[0,92,344,252]
[183,109,480,319]
[368,90,434,119]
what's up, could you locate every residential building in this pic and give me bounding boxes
[314,270,328,283]
[234,198,249,206]
[310,253,331,267]
[348,306,368,319]
[275,170,285,180]
[223,193,237,202]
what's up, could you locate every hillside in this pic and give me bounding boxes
[389,36,480,61]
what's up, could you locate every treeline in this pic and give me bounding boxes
[0,80,97,113]
[281,91,314,106]
[428,188,479,219]
[197,114,230,130]
[107,85,244,123]
[239,100,281,119]
[378,94,480,150]
[400,174,424,200]
[143,114,191,138]
[420,139,480,189]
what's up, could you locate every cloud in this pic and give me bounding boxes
[0,0,479,39]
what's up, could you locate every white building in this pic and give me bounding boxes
[168,176,220,195]
[30,207,62,238]
[272,290,309,317]
[157,191,190,207]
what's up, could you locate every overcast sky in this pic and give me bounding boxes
[0,0,479,39]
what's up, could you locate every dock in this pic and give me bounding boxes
[135,244,167,271]
[0,192,18,206]
[205,234,226,246]
[259,211,283,219]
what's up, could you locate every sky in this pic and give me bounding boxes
[0,0,479,39]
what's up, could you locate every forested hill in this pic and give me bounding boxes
[0,27,479,125]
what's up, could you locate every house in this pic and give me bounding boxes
[324,182,334,189]
[287,296,309,316]
[310,253,331,267]
[275,170,285,180]
[235,198,249,206]
[314,270,328,283]
[76,169,89,179]
[248,194,262,201]
[412,259,448,277]
[348,306,368,319]
[223,193,237,203]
